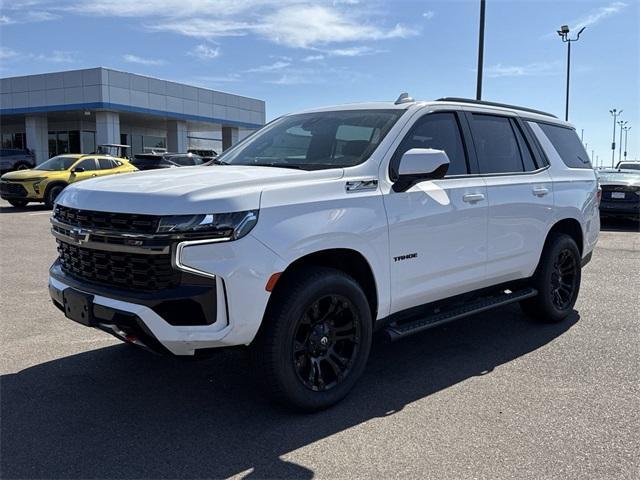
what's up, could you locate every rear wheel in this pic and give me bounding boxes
[8,199,28,208]
[44,184,65,209]
[14,162,32,171]
[521,233,581,323]
[251,267,373,411]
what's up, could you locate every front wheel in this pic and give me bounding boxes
[521,233,581,323]
[44,184,65,209]
[251,267,373,411]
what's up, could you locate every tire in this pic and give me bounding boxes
[250,267,373,412]
[521,233,581,323]
[14,162,32,171]
[44,184,65,209]
[8,199,28,208]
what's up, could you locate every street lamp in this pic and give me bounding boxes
[557,25,585,121]
[622,125,631,162]
[618,120,628,164]
[610,109,622,167]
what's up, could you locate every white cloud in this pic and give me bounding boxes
[24,10,58,22]
[0,46,18,59]
[0,15,14,25]
[123,54,165,66]
[246,61,291,72]
[485,62,560,78]
[261,5,415,48]
[58,0,417,50]
[302,54,325,62]
[189,44,220,60]
[571,1,628,30]
[326,46,378,57]
[422,11,435,20]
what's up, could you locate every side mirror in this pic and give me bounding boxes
[71,167,85,173]
[392,148,450,192]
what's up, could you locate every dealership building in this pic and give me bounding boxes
[0,67,266,163]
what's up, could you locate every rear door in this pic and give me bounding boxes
[465,111,554,283]
[383,110,489,312]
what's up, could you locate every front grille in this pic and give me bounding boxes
[0,182,27,197]
[54,205,160,234]
[57,240,180,291]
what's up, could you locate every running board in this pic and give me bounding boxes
[384,287,538,341]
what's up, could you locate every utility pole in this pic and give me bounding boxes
[618,120,628,164]
[610,109,622,167]
[581,129,584,142]
[557,25,586,121]
[622,125,631,162]
[476,0,486,100]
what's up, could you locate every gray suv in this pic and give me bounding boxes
[0,149,35,172]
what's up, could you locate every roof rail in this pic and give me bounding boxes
[436,97,557,119]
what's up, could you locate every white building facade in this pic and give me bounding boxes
[0,67,266,163]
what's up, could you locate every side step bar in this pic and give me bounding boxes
[384,287,538,341]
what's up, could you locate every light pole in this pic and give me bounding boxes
[622,125,631,162]
[618,120,628,164]
[476,0,486,100]
[610,109,622,167]
[557,25,585,121]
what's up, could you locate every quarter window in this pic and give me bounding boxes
[391,112,469,178]
[535,122,592,169]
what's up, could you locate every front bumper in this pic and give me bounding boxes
[0,180,43,200]
[49,234,285,355]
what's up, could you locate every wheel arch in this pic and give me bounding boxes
[266,248,379,323]
[547,217,584,255]
[43,180,68,200]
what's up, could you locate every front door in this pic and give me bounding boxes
[383,111,489,314]
[69,158,99,184]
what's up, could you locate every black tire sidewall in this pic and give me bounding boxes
[261,268,372,411]
[45,185,64,208]
[532,233,581,322]
[8,199,28,208]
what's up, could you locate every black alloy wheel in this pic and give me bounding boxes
[292,294,361,392]
[550,248,579,310]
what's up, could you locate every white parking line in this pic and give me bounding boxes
[28,211,52,216]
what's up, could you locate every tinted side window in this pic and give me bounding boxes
[98,158,116,169]
[469,114,524,174]
[536,123,591,169]
[512,121,537,171]
[391,112,468,178]
[76,159,98,171]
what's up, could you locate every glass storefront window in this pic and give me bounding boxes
[81,131,96,154]
[143,135,166,152]
[69,131,81,153]
[131,135,143,155]
[1,132,26,149]
[56,132,69,155]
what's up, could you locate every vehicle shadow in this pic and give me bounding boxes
[1,305,579,479]
[0,204,50,214]
[600,218,639,232]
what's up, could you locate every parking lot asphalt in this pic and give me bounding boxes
[1,199,638,480]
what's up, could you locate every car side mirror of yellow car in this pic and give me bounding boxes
[71,167,85,173]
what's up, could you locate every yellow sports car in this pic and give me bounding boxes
[0,153,137,208]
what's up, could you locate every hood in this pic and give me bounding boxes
[57,165,344,214]
[0,169,49,181]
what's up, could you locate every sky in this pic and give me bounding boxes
[0,0,638,165]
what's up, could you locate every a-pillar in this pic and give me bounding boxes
[25,115,49,165]
[95,111,121,147]
[222,126,239,151]
[167,120,188,153]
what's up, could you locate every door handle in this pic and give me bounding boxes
[532,186,549,197]
[462,193,485,203]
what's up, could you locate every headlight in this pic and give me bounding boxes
[157,210,258,240]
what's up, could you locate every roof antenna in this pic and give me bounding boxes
[394,92,414,105]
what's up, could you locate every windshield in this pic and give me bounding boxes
[217,109,404,170]
[618,163,640,171]
[34,156,77,171]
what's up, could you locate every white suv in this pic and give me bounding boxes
[48,96,600,411]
